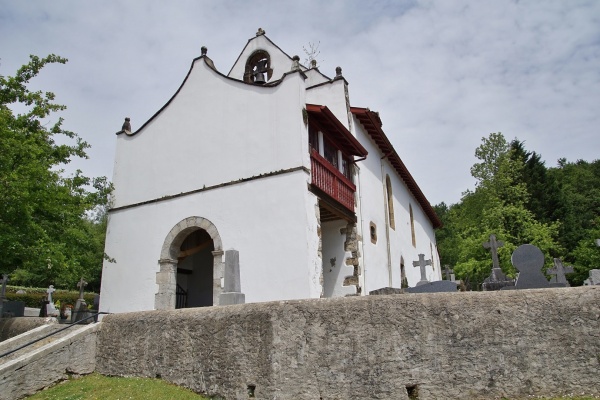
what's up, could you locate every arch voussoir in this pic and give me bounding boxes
[156,216,224,310]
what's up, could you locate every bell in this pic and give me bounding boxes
[253,72,266,84]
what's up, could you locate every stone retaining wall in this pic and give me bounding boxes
[96,286,600,399]
[0,323,99,400]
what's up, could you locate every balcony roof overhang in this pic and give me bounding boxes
[306,104,368,158]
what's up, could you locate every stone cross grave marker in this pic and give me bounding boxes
[0,274,8,318]
[72,277,89,323]
[0,274,8,301]
[46,285,59,316]
[508,244,551,290]
[46,285,56,303]
[77,277,87,300]
[482,234,515,290]
[413,254,432,286]
[547,258,573,287]
[483,234,504,280]
[444,265,455,282]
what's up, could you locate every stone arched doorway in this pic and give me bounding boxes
[156,217,224,310]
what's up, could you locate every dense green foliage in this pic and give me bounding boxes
[0,55,111,291]
[436,132,599,288]
[3,285,96,308]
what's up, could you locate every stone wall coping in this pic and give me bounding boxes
[104,286,599,321]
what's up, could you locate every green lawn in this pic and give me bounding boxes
[26,373,210,400]
[26,374,598,400]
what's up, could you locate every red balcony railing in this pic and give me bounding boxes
[310,149,356,212]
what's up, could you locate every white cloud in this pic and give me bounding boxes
[1,0,598,206]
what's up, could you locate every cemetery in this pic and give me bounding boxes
[0,241,599,399]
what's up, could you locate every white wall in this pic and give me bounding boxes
[305,80,351,130]
[100,169,321,314]
[352,117,441,293]
[321,220,356,297]
[304,69,330,88]
[112,60,308,208]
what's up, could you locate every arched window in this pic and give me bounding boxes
[400,256,408,288]
[385,175,395,230]
[430,242,435,271]
[370,222,377,244]
[409,204,416,247]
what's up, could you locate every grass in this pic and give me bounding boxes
[25,374,599,400]
[26,373,210,400]
[505,397,599,400]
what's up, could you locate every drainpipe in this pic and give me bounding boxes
[381,152,393,287]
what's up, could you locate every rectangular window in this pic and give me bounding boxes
[324,138,338,169]
[342,155,353,182]
[308,126,319,152]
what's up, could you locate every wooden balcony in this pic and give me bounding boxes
[310,149,356,213]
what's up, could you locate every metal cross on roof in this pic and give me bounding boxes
[547,258,574,286]
[413,254,432,286]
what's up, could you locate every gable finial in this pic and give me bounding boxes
[256,28,265,36]
[335,66,342,77]
[122,117,131,133]
[201,46,207,56]
[310,59,317,68]
[291,55,300,71]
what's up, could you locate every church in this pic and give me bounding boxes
[99,29,442,314]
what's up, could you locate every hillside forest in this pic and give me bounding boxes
[434,132,600,288]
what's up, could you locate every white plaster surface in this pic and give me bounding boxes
[112,60,307,208]
[102,33,441,314]
[306,80,351,130]
[353,118,441,292]
[101,170,320,313]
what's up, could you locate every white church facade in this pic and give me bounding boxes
[99,30,442,314]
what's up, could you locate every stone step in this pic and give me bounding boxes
[0,320,90,366]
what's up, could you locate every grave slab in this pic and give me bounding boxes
[405,280,458,293]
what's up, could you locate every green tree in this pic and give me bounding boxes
[570,217,600,285]
[438,133,560,288]
[548,159,600,284]
[510,139,562,224]
[0,55,111,290]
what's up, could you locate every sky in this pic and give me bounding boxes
[1,0,599,206]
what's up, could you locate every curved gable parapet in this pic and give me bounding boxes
[117,55,306,138]
[111,53,309,209]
